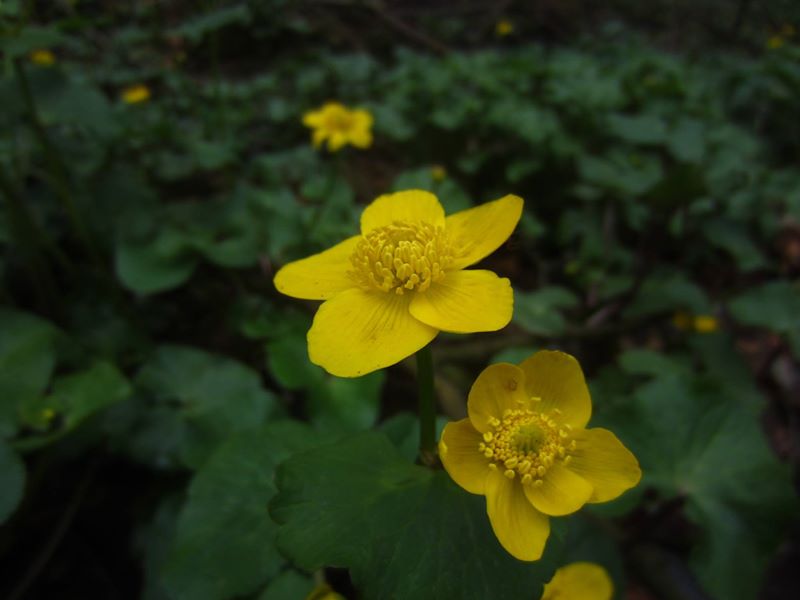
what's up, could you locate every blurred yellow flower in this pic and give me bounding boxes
[302,102,373,152]
[306,583,345,600]
[274,190,522,376]
[692,315,719,333]
[673,311,719,334]
[767,35,785,50]
[439,350,641,561]
[496,19,514,37]
[541,562,613,600]
[780,24,796,37]
[431,164,447,181]
[29,49,56,66]
[121,84,151,104]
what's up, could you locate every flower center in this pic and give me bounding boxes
[349,220,453,294]
[479,405,576,486]
[323,108,355,132]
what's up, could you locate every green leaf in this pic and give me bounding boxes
[0,439,25,524]
[606,113,667,145]
[40,80,116,137]
[703,220,767,272]
[618,374,797,600]
[115,232,198,295]
[16,361,132,451]
[267,330,383,432]
[257,571,314,600]
[729,281,800,355]
[618,349,691,378]
[3,26,64,58]
[625,273,710,318]
[135,345,277,468]
[667,118,706,163]
[513,286,579,336]
[163,421,324,600]
[271,433,561,600]
[0,309,59,437]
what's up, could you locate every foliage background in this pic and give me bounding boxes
[1,1,799,599]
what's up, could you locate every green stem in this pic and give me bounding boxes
[416,344,436,463]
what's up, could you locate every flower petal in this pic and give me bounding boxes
[439,419,490,495]
[467,363,529,433]
[360,190,445,234]
[409,270,512,333]
[542,562,613,600]
[568,428,642,503]
[445,194,523,269]
[352,109,374,128]
[302,110,324,127]
[348,128,372,149]
[523,461,593,516]
[307,288,437,377]
[273,236,360,300]
[485,468,550,561]
[328,131,348,152]
[519,350,592,429]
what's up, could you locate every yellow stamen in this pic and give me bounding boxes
[349,221,453,294]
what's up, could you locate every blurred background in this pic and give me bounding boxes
[1,1,800,599]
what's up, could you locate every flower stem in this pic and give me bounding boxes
[416,344,437,464]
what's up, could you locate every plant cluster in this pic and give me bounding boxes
[1,3,799,599]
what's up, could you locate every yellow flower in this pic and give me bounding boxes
[29,49,56,66]
[431,164,447,182]
[274,190,523,377]
[302,102,373,152]
[780,24,796,37]
[767,35,785,49]
[121,83,151,104]
[496,19,514,37]
[541,562,613,600]
[692,315,719,333]
[306,583,345,600]
[439,350,641,561]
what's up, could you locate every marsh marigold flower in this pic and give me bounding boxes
[121,84,151,104]
[495,19,514,37]
[29,49,56,66]
[439,350,641,561]
[541,562,613,600]
[302,102,373,152]
[274,190,522,377]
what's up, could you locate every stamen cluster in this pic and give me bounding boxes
[349,221,453,294]
[479,404,576,486]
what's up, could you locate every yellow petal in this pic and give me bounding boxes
[312,128,327,148]
[467,363,529,433]
[439,419,490,494]
[348,128,372,148]
[519,350,592,429]
[360,190,445,234]
[307,288,437,377]
[352,109,374,128]
[523,461,593,516]
[445,194,523,269]
[485,468,550,561]
[568,428,642,503]
[409,270,512,333]
[273,236,360,300]
[327,131,348,152]
[542,562,613,600]
[302,110,324,127]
